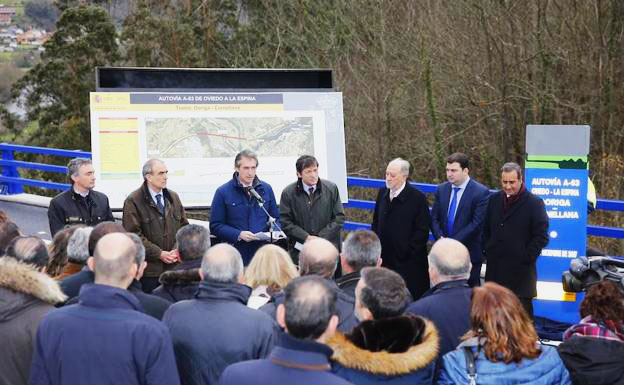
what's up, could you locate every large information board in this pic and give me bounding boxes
[89,91,347,209]
[525,125,590,324]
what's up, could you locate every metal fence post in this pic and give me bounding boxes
[1,149,23,194]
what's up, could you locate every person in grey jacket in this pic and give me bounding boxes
[0,238,66,385]
[280,155,344,261]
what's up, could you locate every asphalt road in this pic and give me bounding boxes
[0,201,52,241]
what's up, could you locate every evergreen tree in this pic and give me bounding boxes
[8,5,119,150]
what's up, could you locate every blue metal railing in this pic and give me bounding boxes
[343,177,624,239]
[0,143,622,239]
[0,143,91,193]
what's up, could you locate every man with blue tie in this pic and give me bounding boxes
[431,153,490,286]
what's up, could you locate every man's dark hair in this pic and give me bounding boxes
[88,221,125,256]
[359,267,412,319]
[446,152,469,170]
[283,276,337,340]
[176,224,210,260]
[296,155,319,174]
[6,236,49,268]
[501,162,523,180]
[0,221,20,255]
[342,230,381,272]
[234,149,259,168]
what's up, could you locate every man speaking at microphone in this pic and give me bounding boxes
[210,150,280,265]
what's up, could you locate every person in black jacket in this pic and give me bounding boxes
[152,224,208,302]
[483,162,549,317]
[64,232,171,320]
[328,267,438,385]
[163,243,276,385]
[372,158,432,300]
[558,281,624,385]
[48,158,114,236]
[280,155,345,262]
[335,230,382,298]
[59,221,125,301]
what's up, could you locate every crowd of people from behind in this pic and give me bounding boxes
[0,150,622,385]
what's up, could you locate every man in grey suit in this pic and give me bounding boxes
[431,153,490,286]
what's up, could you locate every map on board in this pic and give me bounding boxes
[145,117,314,158]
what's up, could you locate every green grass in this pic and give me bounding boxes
[0,52,14,62]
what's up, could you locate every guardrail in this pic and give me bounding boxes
[0,143,622,238]
[0,143,91,194]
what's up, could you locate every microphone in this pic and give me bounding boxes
[248,187,265,204]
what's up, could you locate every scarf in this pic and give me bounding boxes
[503,183,526,213]
[563,316,624,342]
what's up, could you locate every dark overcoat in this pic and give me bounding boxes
[483,189,549,298]
[372,183,431,300]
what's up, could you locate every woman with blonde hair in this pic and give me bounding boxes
[439,282,571,384]
[244,244,298,309]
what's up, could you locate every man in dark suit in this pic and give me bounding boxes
[372,158,431,300]
[431,152,490,286]
[483,162,549,317]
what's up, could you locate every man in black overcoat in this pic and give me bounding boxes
[372,158,431,300]
[483,162,549,317]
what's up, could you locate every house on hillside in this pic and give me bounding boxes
[16,29,49,45]
[0,6,16,25]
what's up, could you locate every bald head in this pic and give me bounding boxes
[299,238,339,279]
[281,276,337,340]
[92,233,137,288]
[428,238,471,285]
[200,243,243,283]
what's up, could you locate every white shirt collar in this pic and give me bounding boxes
[148,186,163,203]
[238,177,253,188]
[391,181,406,198]
[303,183,317,194]
[453,176,470,190]
[73,186,89,198]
